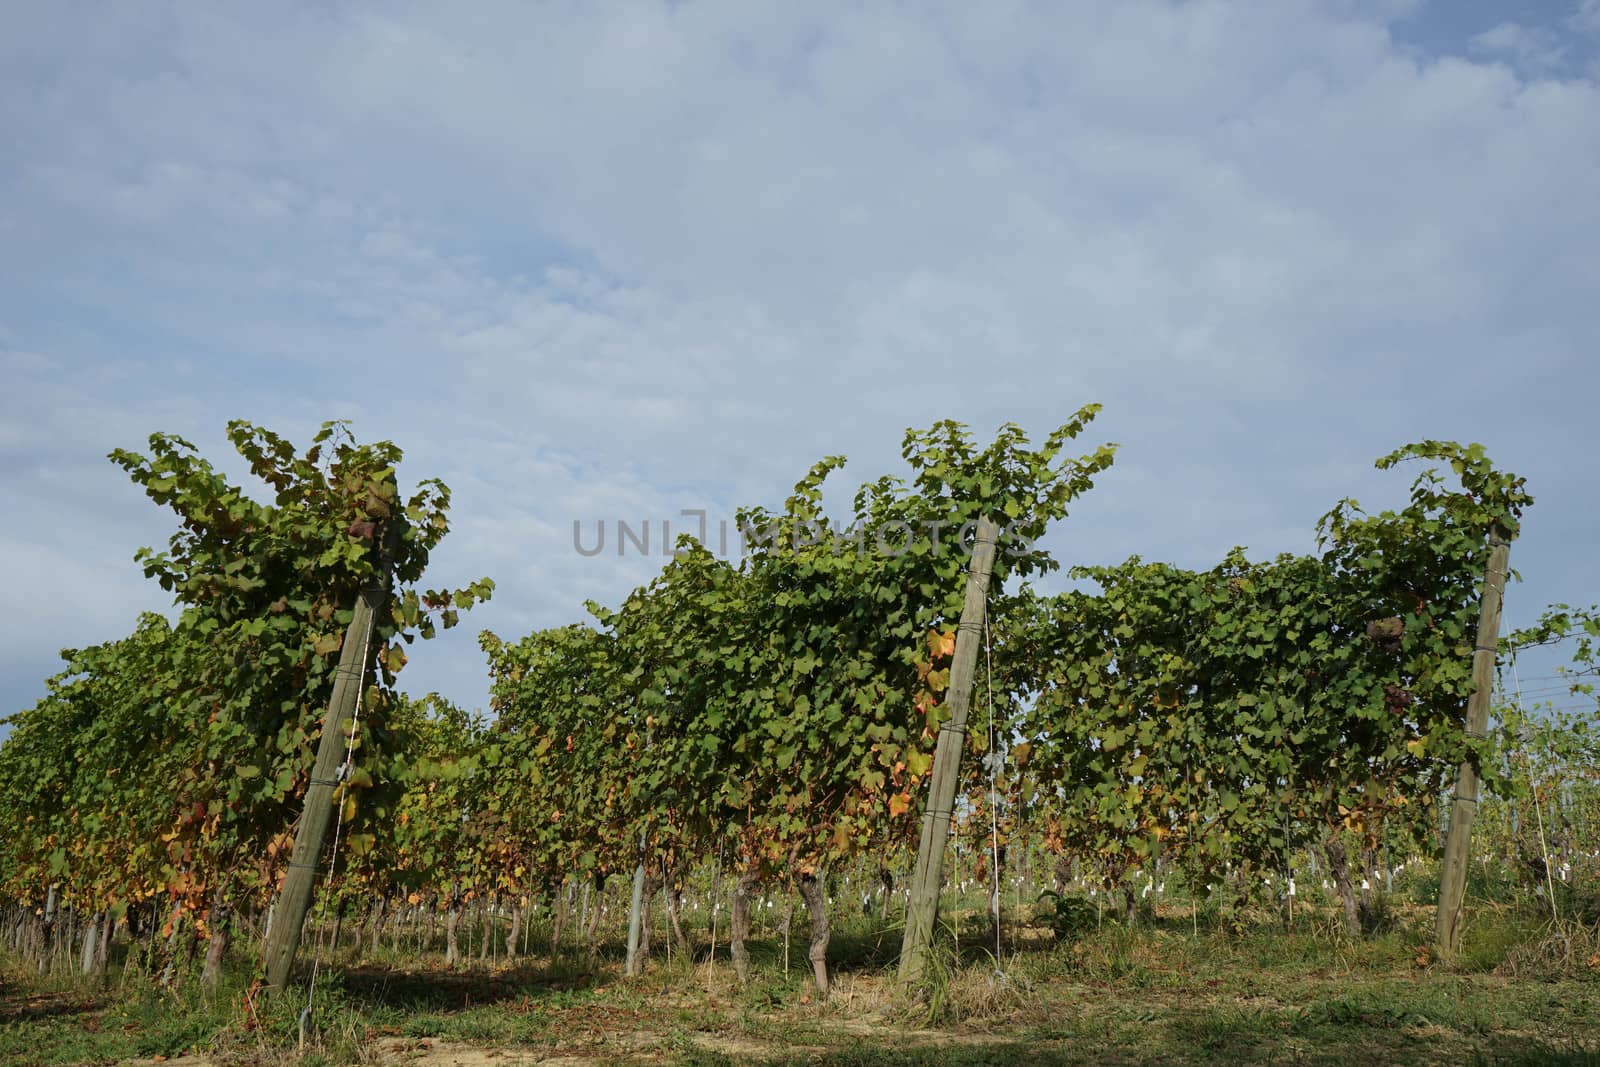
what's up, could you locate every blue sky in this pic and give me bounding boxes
[2,0,1597,725]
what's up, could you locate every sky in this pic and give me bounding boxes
[2,0,1598,727]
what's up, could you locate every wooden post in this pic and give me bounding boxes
[1434,529,1510,957]
[262,540,393,995]
[898,517,999,986]
[80,912,100,975]
[625,836,647,977]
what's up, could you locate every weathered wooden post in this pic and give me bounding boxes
[898,517,999,986]
[263,525,396,994]
[625,835,647,977]
[1434,528,1510,957]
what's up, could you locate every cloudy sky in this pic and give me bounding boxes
[3,0,1597,725]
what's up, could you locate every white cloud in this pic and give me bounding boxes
[2,0,1598,716]
[1469,21,1567,72]
[1573,0,1600,36]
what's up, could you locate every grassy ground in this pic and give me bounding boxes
[3,901,1598,1066]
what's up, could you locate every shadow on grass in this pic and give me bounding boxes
[0,988,101,1025]
[681,1039,1092,1066]
[1471,1039,1600,1067]
[337,950,617,1013]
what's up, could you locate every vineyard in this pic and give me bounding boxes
[2,413,1598,1066]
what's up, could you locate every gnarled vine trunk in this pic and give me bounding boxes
[201,901,231,988]
[158,906,185,986]
[663,868,689,954]
[582,880,603,953]
[444,900,462,968]
[506,901,524,961]
[91,910,112,979]
[368,896,387,956]
[550,883,570,954]
[796,870,830,997]
[638,870,659,961]
[1323,831,1360,935]
[729,870,756,985]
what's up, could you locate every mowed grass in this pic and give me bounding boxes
[3,900,1598,1066]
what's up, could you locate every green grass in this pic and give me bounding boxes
[0,967,240,1065]
[3,901,1597,1066]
